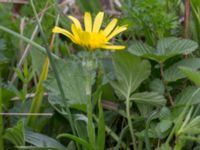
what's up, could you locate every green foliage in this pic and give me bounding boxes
[179,67,200,87]
[130,92,166,107]
[111,51,151,98]
[128,37,198,63]
[25,130,66,150]
[190,0,200,45]
[121,0,180,44]
[76,0,102,13]
[44,59,88,107]
[4,120,25,147]
[1,1,200,150]
[164,58,200,82]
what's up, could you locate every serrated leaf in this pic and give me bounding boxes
[44,59,88,106]
[128,37,198,63]
[179,66,200,87]
[156,120,172,133]
[149,79,165,94]
[175,86,200,105]
[130,92,166,107]
[3,120,25,146]
[164,58,200,82]
[159,107,171,120]
[111,51,151,98]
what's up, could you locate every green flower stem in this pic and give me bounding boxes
[85,52,96,148]
[126,92,137,150]
[30,0,78,148]
[0,73,4,150]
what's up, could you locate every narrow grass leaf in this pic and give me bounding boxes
[57,133,92,150]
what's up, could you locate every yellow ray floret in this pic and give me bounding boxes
[52,12,127,50]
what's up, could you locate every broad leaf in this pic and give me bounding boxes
[25,130,66,150]
[149,79,165,94]
[128,37,198,63]
[179,66,200,87]
[44,59,88,106]
[155,120,172,135]
[164,58,200,82]
[130,92,166,107]
[111,51,151,98]
[4,120,25,146]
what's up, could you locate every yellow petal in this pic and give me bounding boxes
[101,45,126,50]
[103,19,118,36]
[68,15,82,30]
[106,25,127,41]
[52,26,75,42]
[84,12,92,32]
[71,24,80,43]
[93,12,104,33]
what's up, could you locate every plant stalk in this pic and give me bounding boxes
[184,0,190,38]
[126,92,137,150]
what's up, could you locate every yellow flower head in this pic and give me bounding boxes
[52,12,127,50]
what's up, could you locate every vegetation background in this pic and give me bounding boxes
[0,0,200,149]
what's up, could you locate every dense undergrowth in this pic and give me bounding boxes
[0,0,200,149]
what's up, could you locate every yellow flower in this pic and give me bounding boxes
[52,12,127,50]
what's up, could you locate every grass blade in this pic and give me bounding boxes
[57,134,92,150]
[97,95,105,150]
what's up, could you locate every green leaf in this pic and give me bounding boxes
[179,67,200,87]
[181,116,200,135]
[25,130,66,150]
[44,59,88,106]
[164,58,200,82]
[130,92,166,107]
[30,48,46,75]
[156,120,172,133]
[171,87,200,125]
[3,120,25,146]
[57,133,92,150]
[149,79,165,94]
[128,37,198,63]
[159,107,171,120]
[158,144,172,150]
[111,51,151,98]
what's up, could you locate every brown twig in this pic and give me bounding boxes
[184,0,190,38]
